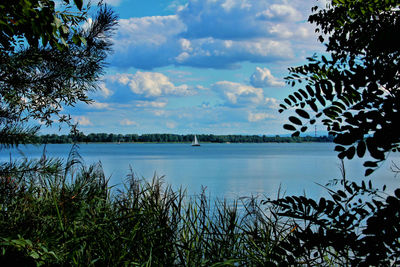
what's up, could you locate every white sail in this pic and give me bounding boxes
[192,135,200,146]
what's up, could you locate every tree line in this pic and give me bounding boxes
[35,133,334,144]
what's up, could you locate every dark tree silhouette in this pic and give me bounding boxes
[268,1,400,265]
[0,1,118,148]
[280,0,400,175]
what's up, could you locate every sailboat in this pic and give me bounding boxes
[191,135,200,146]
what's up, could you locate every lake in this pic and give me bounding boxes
[1,143,399,200]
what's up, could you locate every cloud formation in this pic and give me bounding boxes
[257,4,302,22]
[248,112,275,122]
[74,116,92,126]
[166,121,177,129]
[213,81,264,106]
[98,83,113,98]
[212,81,280,108]
[250,67,285,88]
[135,100,168,108]
[110,0,315,69]
[120,119,138,126]
[89,101,112,110]
[110,72,193,97]
[112,15,185,69]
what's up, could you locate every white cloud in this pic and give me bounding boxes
[166,121,177,129]
[111,15,185,69]
[135,100,167,108]
[174,38,294,68]
[212,81,264,106]
[98,83,113,98]
[265,97,279,109]
[89,101,112,110]
[120,119,138,126]
[257,4,302,22]
[111,72,193,97]
[74,116,92,126]
[250,67,285,88]
[212,81,281,108]
[153,110,166,116]
[248,112,275,122]
[110,0,316,69]
[179,0,270,39]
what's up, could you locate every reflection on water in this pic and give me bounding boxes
[1,143,399,200]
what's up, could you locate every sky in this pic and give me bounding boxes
[52,0,328,135]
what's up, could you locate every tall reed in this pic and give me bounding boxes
[0,148,294,266]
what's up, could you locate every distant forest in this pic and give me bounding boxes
[35,133,334,144]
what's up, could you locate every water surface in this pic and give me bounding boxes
[1,143,399,199]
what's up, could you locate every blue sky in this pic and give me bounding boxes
[52,0,327,135]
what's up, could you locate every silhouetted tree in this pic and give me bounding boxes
[270,1,400,265]
[0,1,117,148]
[281,0,400,175]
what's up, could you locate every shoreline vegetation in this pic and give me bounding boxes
[35,133,334,144]
[0,153,301,265]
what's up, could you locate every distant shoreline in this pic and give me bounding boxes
[33,133,334,144]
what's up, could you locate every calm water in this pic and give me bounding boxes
[1,143,399,199]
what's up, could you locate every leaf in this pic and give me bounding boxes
[79,36,87,46]
[289,95,297,104]
[299,89,308,98]
[357,141,366,157]
[284,98,291,106]
[334,82,342,95]
[283,124,296,131]
[337,190,347,198]
[365,168,374,176]
[344,184,353,194]
[294,92,303,101]
[292,131,300,137]
[74,0,83,10]
[289,116,302,125]
[346,146,355,159]
[316,94,326,106]
[363,161,377,168]
[322,55,328,64]
[332,194,341,202]
[72,34,81,45]
[318,198,326,211]
[333,99,346,109]
[338,151,346,159]
[295,109,310,119]
[30,251,40,259]
[306,85,315,97]
[395,189,400,199]
[309,101,318,112]
[334,145,345,152]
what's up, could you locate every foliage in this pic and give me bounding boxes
[0,0,88,52]
[269,0,400,265]
[280,0,400,175]
[0,1,118,149]
[267,178,400,266]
